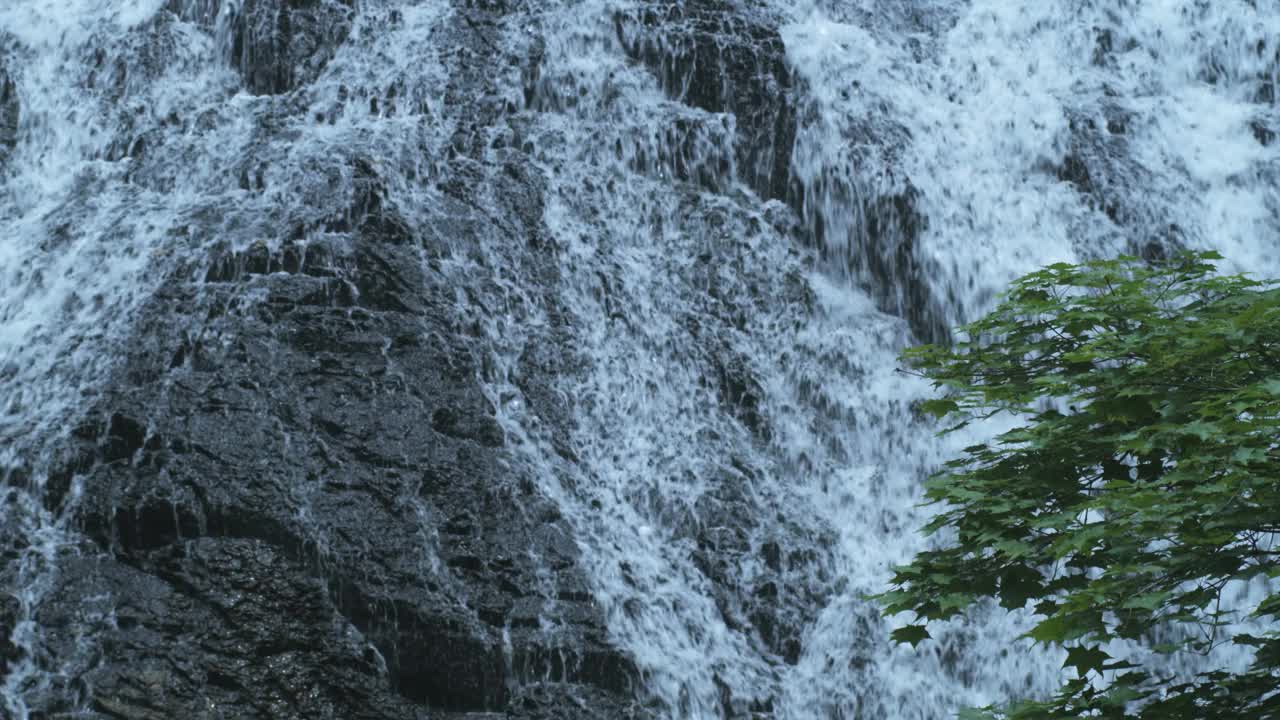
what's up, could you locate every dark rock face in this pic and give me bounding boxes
[842,184,937,344]
[1252,117,1275,147]
[690,472,833,667]
[615,0,796,201]
[0,590,17,678]
[0,61,17,168]
[165,0,223,27]
[3,0,823,713]
[229,0,355,95]
[23,148,643,717]
[1053,107,1186,261]
[792,152,943,343]
[10,3,650,716]
[34,544,422,720]
[857,186,941,344]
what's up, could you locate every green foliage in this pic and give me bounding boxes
[878,252,1280,718]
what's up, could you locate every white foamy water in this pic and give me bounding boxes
[2,0,1276,717]
[0,0,237,459]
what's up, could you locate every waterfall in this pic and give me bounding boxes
[1,0,1276,717]
[0,1,238,710]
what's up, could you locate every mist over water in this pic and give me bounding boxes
[1,0,1276,717]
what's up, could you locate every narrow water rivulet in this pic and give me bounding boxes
[1,0,1276,718]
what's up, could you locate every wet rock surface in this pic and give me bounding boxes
[164,0,223,27]
[21,156,643,717]
[32,543,422,720]
[784,40,946,344]
[839,184,938,344]
[0,60,17,168]
[1052,107,1186,262]
[615,0,796,201]
[229,0,356,95]
[1,0,829,711]
[5,3,651,717]
[690,471,833,667]
[0,591,17,678]
[792,160,944,343]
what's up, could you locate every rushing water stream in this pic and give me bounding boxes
[1,0,1277,717]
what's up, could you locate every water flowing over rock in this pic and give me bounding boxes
[164,0,223,27]
[229,0,356,95]
[40,157,640,715]
[2,0,1278,718]
[614,0,796,201]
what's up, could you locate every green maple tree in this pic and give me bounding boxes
[879,252,1280,718]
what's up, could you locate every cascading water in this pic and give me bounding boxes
[489,0,1279,715]
[0,0,455,713]
[1,0,1276,717]
[0,1,244,711]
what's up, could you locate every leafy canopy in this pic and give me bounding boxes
[879,252,1280,718]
